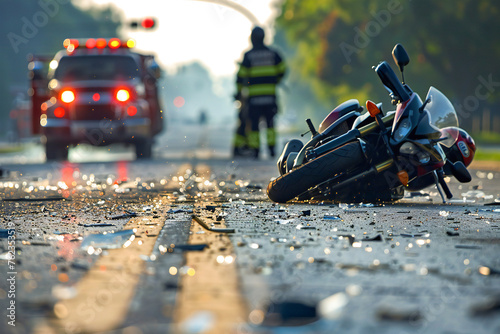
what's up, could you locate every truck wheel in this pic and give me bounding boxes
[267,142,365,203]
[135,139,152,159]
[45,142,68,161]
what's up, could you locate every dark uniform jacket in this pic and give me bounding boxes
[236,45,286,105]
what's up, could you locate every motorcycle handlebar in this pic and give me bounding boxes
[375,61,410,103]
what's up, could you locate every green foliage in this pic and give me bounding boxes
[276,0,500,129]
[474,149,500,162]
[0,0,121,136]
[471,131,500,145]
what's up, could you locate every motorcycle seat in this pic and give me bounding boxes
[319,99,364,133]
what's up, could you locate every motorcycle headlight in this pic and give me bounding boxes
[393,118,412,142]
[400,142,417,154]
[416,151,430,164]
[400,142,431,164]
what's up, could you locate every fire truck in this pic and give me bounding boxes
[28,37,164,160]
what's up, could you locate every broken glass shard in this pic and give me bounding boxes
[81,229,135,251]
[323,215,341,220]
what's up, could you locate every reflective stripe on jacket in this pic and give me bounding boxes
[237,46,286,98]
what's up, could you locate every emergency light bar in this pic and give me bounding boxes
[63,38,136,51]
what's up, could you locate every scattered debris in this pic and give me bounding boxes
[80,229,135,251]
[323,215,341,220]
[261,301,318,327]
[470,297,500,316]
[109,211,137,220]
[172,244,209,252]
[192,215,235,233]
[296,224,316,230]
[401,233,426,238]
[455,245,482,250]
[439,211,450,217]
[81,223,116,227]
[376,306,422,322]
[363,234,383,241]
[478,266,500,276]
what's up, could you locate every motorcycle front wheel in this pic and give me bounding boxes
[267,141,366,203]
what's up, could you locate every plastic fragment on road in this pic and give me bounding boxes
[179,311,214,334]
[171,243,208,251]
[296,224,316,230]
[192,215,235,233]
[400,233,428,238]
[478,266,500,276]
[2,195,65,202]
[362,234,383,241]
[470,297,500,316]
[0,229,15,238]
[261,301,318,327]
[376,305,422,322]
[448,198,476,204]
[80,229,135,251]
[323,215,341,220]
[275,219,292,225]
[455,244,482,249]
[317,292,349,320]
[461,190,487,199]
[339,203,355,210]
[109,211,137,220]
[484,201,500,206]
[81,223,116,227]
[0,252,14,260]
[168,208,193,214]
[205,205,217,212]
[249,243,261,249]
[52,285,77,299]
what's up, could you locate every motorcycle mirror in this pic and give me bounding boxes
[392,44,410,73]
[448,161,472,183]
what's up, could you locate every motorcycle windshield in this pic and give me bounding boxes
[424,87,459,147]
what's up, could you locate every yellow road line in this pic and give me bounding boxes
[51,214,165,333]
[173,207,248,333]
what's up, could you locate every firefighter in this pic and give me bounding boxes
[234,26,286,159]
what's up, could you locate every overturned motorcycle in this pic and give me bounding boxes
[267,44,476,204]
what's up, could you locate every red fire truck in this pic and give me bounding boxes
[28,37,164,160]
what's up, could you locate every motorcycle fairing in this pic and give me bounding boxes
[319,99,363,133]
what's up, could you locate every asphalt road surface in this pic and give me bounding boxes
[1,121,500,334]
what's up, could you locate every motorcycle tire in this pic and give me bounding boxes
[267,141,366,203]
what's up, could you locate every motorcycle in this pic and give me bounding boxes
[267,44,475,204]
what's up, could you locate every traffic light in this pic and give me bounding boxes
[141,17,155,29]
[130,17,156,30]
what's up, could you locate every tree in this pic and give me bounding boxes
[0,0,121,136]
[276,0,500,132]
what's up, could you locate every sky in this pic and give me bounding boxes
[76,0,280,77]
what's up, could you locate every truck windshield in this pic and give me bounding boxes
[54,55,140,81]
